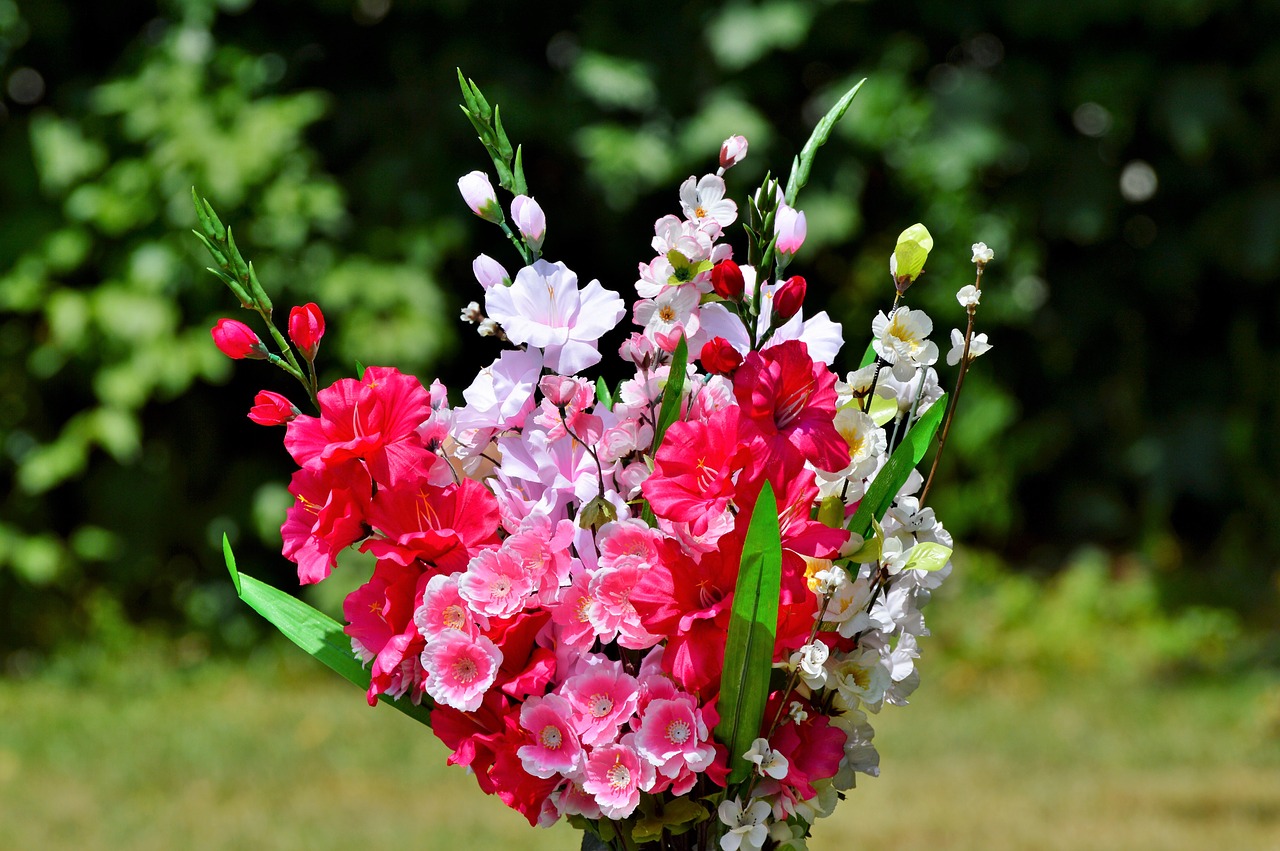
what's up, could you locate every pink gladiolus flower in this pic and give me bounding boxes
[458,170,502,222]
[210,318,266,360]
[287,302,325,361]
[484,260,624,374]
[719,135,749,169]
[280,461,371,584]
[582,741,652,819]
[421,628,503,712]
[247,390,298,425]
[344,558,428,704]
[642,406,754,524]
[362,476,501,574]
[733,340,847,472]
[774,204,807,255]
[511,195,546,251]
[517,693,582,778]
[284,365,433,487]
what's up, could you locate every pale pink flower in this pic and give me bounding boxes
[472,253,508,290]
[458,547,535,619]
[562,656,641,746]
[455,347,544,433]
[511,195,547,251]
[720,135,749,169]
[518,693,583,778]
[457,171,501,223]
[420,629,502,712]
[582,740,653,819]
[596,519,662,570]
[774,205,807,255]
[588,564,661,650]
[633,284,701,344]
[485,259,624,374]
[503,514,576,604]
[679,174,738,229]
[414,573,487,640]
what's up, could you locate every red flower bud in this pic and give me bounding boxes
[211,319,267,360]
[288,302,325,361]
[700,337,744,376]
[247,390,299,426]
[772,275,807,324]
[711,259,745,300]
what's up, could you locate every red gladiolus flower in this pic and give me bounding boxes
[699,337,744,377]
[211,319,266,360]
[247,390,298,425]
[710,259,745,300]
[772,275,807,324]
[288,302,325,361]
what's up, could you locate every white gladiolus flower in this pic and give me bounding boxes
[718,798,771,851]
[744,738,789,779]
[946,328,993,366]
[971,242,995,264]
[956,284,982,308]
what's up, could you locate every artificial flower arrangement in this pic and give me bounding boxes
[196,73,995,851]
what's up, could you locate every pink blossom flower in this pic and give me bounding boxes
[414,573,487,640]
[549,570,599,652]
[633,284,701,344]
[517,693,582,778]
[210,318,266,360]
[582,741,653,819]
[502,514,576,604]
[455,348,544,434]
[774,205,807,255]
[247,390,298,426]
[421,628,503,712]
[720,135,749,169]
[459,547,536,619]
[484,260,624,374]
[458,170,502,222]
[562,657,640,746]
[679,174,738,230]
[511,195,546,251]
[588,564,660,650]
[634,694,717,779]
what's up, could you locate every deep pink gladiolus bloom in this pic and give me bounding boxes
[247,390,297,425]
[211,318,266,360]
[288,302,325,361]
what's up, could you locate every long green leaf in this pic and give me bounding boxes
[784,78,866,206]
[714,481,783,785]
[847,394,947,540]
[651,335,689,454]
[222,536,433,727]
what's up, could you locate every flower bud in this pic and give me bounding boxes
[619,332,656,369]
[288,302,325,361]
[719,135,749,169]
[539,375,583,408]
[774,205,807,255]
[457,171,502,223]
[891,223,934,293]
[211,319,267,360]
[247,390,298,426]
[971,241,995,265]
[711,259,745,300]
[511,195,546,251]
[700,337,744,376]
[772,275,807,324]
[472,253,508,290]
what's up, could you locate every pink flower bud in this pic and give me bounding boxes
[539,375,582,408]
[457,171,502,223]
[700,337,744,376]
[511,195,546,251]
[211,319,267,360]
[772,275,807,324]
[619,332,656,368]
[719,135,749,169]
[288,302,325,361]
[711,259,745,300]
[247,390,299,426]
[774,205,807,255]
[472,253,508,290]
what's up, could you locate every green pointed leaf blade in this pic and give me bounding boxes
[784,78,866,206]
[651,335,689,453]
[859,341,877,369]
[847,394,947,540]
[900,541,953,572]
[595,376,614,411]
[222,539,432,727]
[715,481,783,785]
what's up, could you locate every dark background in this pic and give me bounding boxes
[1,0,1277,659]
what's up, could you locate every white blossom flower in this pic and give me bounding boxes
[788,701,810,724]
[718,798,771,851]
[971,242,995,264]
[872,306,939,380]
[744,737,789,779]
[946,328,993,366]
[679,174,738,230]
[460,301,483,324]
[956,284,982,308]
[790,641,830,690]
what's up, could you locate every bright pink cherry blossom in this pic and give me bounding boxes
[517,693,582,778]
[421,628,503,712]
[414,573,487,640]
[459,547,536,619]
[582,740,653,819]
[561,657,640,746]
[634,694,717,784]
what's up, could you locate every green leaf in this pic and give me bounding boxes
[859,341,878,369]
[900,541,953,572]
[892,223,934,284]
[222,535,432,727]
[867,393,898,427]
[651,335,688,454]
[715,481,783,785]
[666,249,713,285]
[595,376,614,411]
[847,394,947,540]
[784,78,866,206]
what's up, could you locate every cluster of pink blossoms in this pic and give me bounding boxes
[225,132,982,850]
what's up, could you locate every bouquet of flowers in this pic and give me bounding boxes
[196,73,995,851]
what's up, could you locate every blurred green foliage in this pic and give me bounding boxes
[0,0,1277,656]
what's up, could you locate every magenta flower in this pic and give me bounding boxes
[634,694,717,782]
[247,390,298,426]
[484,260,624,374]
[517,693,582,778]
[582,741,653,819]
[421,628,503,712]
